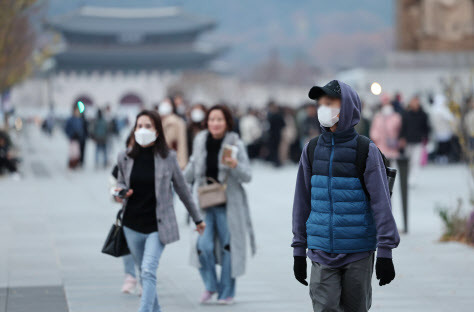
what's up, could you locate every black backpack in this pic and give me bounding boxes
[306,135,389,200]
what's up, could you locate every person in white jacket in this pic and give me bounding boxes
[430,94,456,163]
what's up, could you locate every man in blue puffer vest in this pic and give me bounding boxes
[291,80,400,312]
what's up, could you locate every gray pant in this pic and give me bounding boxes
[310,254,374,312]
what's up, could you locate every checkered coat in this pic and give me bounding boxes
[116,149,202,245]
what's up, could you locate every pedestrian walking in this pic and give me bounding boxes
[266,101,286,167]
[65,103,87,168]
[280,107,298,164]
[370,94,402,162]
[186,103,207,154]
[300,103,321,147]
[239,108,263,159]
[115,110,205,312]
[92,109,110,168]
[430,94,456,164]
[158,99,188,169]
[400,96,430,186]
[292,80,400,312]
[184,104,256,305]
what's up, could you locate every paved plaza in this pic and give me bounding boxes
[1,126,473,312]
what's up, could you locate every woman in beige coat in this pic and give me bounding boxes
[158,98,188,169]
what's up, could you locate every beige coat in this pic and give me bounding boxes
[162,114,188,169]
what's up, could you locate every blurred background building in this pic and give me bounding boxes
[6,0,474,119]
[339,0,474,102]
[10,6,227,119]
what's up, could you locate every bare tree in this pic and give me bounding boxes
[0,0,39,127]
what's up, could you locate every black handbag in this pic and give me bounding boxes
[101,208,130,257]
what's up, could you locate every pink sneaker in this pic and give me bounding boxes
[121,274,137,294]
[200,290,216,304]
[217,297,234,305]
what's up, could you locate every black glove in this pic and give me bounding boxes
[376,258,395,286]
[293,256,308,286]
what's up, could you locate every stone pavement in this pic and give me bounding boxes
[1,126,473,312]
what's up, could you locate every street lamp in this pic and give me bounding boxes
[370,82,382,95]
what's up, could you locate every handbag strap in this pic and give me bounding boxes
[204,177,228,189]
[205,177,220,184]
[115,208,123,226]
[116,194,128,226]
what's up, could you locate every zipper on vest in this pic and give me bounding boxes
[328,134,335,252]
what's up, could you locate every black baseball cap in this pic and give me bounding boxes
[308,80,341,100]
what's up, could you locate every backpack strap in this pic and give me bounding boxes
[356,135,390,201]
[356,135,371,199]
[306,136,319,172]
[379,149,389,168]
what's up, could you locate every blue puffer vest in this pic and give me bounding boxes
[306,128,377,253]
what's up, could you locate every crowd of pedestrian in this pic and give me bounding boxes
[2,83,470,312]
[56,88,470,178]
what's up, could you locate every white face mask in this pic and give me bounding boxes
[134,128,157,146]
[190,109,205,123]
[158,102,173,116]
[318,105,340,128]
[381,105,394,115]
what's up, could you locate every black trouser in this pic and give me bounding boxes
[437,141,450,157]
[247,141,262,159]
[0,156,17,173]
[79,139,86,166]
[267,135,282,166]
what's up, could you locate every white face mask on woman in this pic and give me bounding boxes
[381,105,394,116]
[318,105,340,127]
[134,128,157,146]
[158,101,173,116]
[190,109,205,123]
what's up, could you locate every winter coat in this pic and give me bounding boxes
[370,110,402,159]
[162,114,188,169]
[116,149,202,245]
[430,94,456,142]
[184,130,256,278]
[400,109,430,144]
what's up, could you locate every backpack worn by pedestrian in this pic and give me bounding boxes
[306,135,397,198]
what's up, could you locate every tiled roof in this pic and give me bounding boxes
[47,6,216,35]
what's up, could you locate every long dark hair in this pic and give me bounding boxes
[127,110,169,159]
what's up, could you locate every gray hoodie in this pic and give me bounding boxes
[291,80,400,268]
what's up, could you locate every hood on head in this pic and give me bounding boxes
[320,80,361,133]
